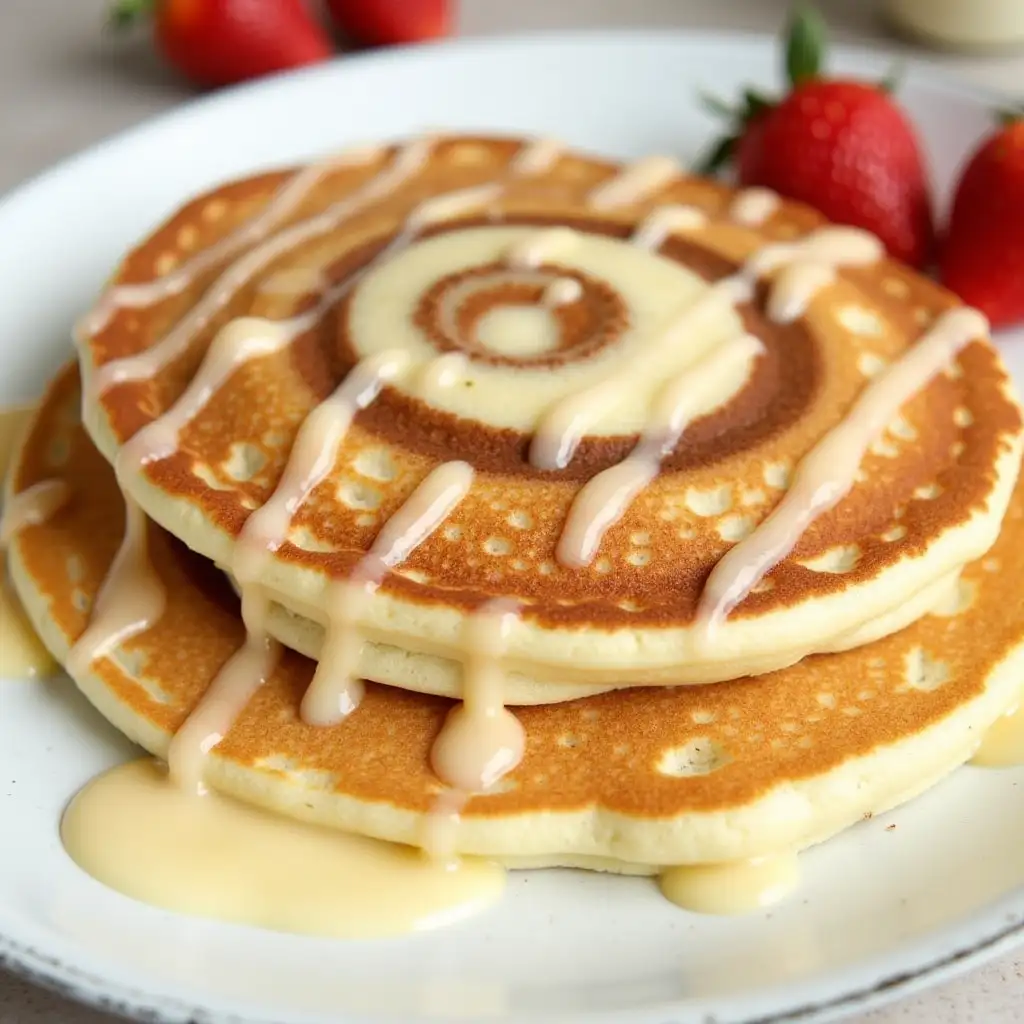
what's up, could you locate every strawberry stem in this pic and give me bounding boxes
[695,135,738,176]
[743,87,774,118]
[997,106,1024,127]
[878,61,905,95]
[699,91,738,119]
[107,0,157,31]
[785,3,825,87]
[693,1,831,179]
[694,84,778,176]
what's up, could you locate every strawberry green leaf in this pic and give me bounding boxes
[878,61,905,95]
[698,90,737,120]
[997,106,1024,127]
[743,88,775,119]
[106,0,156,31]
[785,2,826,87]
[695,135,738,176]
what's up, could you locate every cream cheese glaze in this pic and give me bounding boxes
[695,307,992,642]
[62,758,506,939]
[587,155,683,210]
[659,852,800,914]
[84,145,389,335]
[557,332,764,567]
[84,138,434,399]
[0,560,56,679]
[0,479,69,546]
[542,276,584,308]
[0,406,62,679]
[632,204,707,249]
[70,132,999,891]
[304,459,475,727]
[528,273,756,471]
[65,495,165,680]
[729,187,781,228]
[505,226,580,269]
[971,693,1024,768]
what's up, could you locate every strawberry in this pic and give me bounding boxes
[325,0,452,48]
[109,0,334,89]
[699,4,934,268]
[940,112,1024,329]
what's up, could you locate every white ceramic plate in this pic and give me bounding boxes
[1,29,1023,1024]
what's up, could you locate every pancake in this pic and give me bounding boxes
[9,363,1024,870]
[74,134,1023,703]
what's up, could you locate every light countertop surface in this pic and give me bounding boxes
[1,0,1022,1021]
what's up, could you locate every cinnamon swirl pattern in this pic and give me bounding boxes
[75,134,1021,707]
[3,132,1023,920]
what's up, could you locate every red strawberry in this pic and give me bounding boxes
[940,112,1024,329]
[325,0,452,48]
[735,109,770,186]
[699,4,934,268]
[109,0,334,89]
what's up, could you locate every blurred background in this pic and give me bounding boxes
[0,0,1022,1021]
[2,0,1024,194]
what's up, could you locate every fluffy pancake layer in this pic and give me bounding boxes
[75,134,1023,700]
[9,364,1024,868]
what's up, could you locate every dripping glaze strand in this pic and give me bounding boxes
[0,411,65,679]
[76,133,990,876]
[0,480,69,547]
[302,460,475,727]
[81,138,559,845]
[83,144,388,336]
[695,307,992,639]
[83,134,563,402]
[65,496,166,679]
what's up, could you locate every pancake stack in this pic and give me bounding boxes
[4,133,1024,895]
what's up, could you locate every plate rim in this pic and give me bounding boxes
[1,25,1023,1024]
[0,26,1011,214]
[2,910,1023,1024]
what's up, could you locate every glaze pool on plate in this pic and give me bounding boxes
[0,29,1023,1024]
